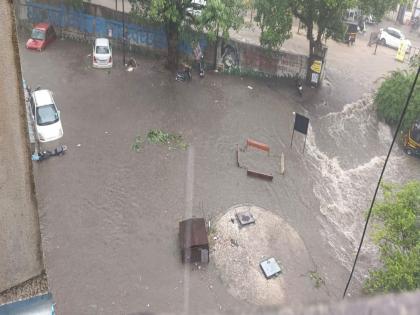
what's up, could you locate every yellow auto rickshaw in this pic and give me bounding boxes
[403,120,420,157]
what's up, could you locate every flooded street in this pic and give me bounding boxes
[18,30,420,314]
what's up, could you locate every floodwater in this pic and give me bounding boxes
[306,96,420,282]
[17,27,420,314]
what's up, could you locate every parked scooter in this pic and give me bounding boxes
[176,66,192,82]
[199,55,205,78]
[296,79,303,96]
[32,144,67,161]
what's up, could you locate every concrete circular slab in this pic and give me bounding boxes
[211,204,323,305]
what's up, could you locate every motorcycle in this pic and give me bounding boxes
[199,55,205,78]
[32,144,67,161]
[296,79,303,96]
[176,66,192,82]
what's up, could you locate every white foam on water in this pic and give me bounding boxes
[323,95,376,146]
[304,96,412,281]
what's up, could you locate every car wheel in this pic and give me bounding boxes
[380,38,386,46]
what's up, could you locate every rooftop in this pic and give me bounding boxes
[32,90,53,107]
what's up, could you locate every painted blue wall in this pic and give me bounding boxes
[25,1,207,53]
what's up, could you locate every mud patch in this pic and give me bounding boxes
[211,204,323,305]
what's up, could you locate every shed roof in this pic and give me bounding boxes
[179,218,208,249]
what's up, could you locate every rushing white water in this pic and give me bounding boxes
[304,95,416,281]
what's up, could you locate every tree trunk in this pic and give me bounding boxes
[166,23,179,71]
[309,39,314,56]
[307,23,314,56]
[397,4,406,24]
[213,24,220,70]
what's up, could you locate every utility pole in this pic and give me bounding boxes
[122,0,126,66]
[413,0,419,20]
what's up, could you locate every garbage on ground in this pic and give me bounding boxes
[247,85,253,90]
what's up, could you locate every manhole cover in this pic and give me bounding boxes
[212,204,318,305]
[260,257,282,279]
[236,210,255,226]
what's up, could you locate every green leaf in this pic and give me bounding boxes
[364,181,420,294]
[375,70,420,132]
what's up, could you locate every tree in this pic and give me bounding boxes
[364,181,420,294]
[290,0,356,56]
[253,0,293,50]
[198,0,245,68]
[357,0,411,22]
[253,0,408,56]
[253,0,356,56]
[129,0,245,70]
[375,70,420,131]
[128,0,191,70]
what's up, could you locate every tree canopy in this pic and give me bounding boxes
[364,182,420,294]
[198,0,245,41]
[253,0,408,56]
[358,0,399,20]
[375,70,420,132]
[253,0,293,50]
[129,0,245,69]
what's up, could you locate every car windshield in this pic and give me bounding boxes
[96,46,109,54]
[31,29,45,40]
[36,104,58,126]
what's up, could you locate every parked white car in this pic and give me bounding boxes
[186,0,206,16]
[378,27,411,49]
[31,89,63,143]
[92,38,113,68]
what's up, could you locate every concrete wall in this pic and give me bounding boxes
[15,0,208,57]
[223,40,308,79]
[0,0,43,293]
[16,0,308,79]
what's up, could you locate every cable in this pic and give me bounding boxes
[342,66,420,298]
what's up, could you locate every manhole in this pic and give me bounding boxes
[236,210,255,227]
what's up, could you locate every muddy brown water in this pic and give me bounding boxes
[18,36,419,314]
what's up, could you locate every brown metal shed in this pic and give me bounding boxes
[179,218,209,264]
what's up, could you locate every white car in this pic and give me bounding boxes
[378,27,411,49]
[31,89,63,143]
[92,38,113,68]
[186,0,206,16]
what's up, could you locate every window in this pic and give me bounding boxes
[96,46,109,54]
[387,29,401,39]
[31,29,45,40]
[36,104,59,126]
